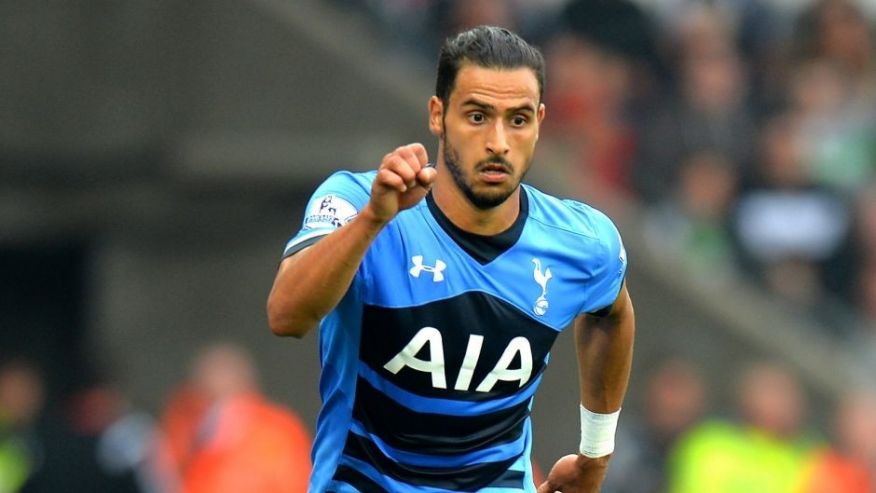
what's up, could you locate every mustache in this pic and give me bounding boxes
[476,157,513,172]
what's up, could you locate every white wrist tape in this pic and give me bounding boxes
[579,405,621,458]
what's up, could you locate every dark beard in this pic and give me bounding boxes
[443,133,521,210]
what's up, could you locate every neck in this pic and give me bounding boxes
[431,163,521,236]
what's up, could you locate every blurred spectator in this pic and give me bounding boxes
[670,3,738,60]
[352,0,558,62]
[161,386,210,481]
[789,0,876,193]
[856,186,876,260]
[633,4,755,205]
[441,0,517,34]
[667,361,819,493]
[561,0,657,65]
[801,389,876,493]
[603,358,707,493]
[795,0,875,92]
[161,342,311,493]
[0,359,43,493]
[22,376,171,493]
[538,0,659,207]
[849,257,876,377]
[645,0,793,104]
[541,31,638,206]
[852,186,876,333]
[788,59,876,193]
[856,260,876,330]
[509,0,572,43]
[732,112,853,307]
[644,150,740,278]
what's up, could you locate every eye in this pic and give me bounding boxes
[467,112,486,124]
[511,115,529,127]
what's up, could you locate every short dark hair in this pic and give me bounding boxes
[436,25,545,105]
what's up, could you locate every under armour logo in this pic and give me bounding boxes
[410,255,446,282]
[532,258,552,316]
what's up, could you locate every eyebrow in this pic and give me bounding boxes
[460,98,536,114]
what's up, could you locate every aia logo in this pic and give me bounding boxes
[383,327,533,393]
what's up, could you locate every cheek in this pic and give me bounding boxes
[514,132,539,155]
[455,124,482,144]
[449,130,480,157]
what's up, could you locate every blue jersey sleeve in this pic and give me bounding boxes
[282,170,374,258]
[580,209,628,315]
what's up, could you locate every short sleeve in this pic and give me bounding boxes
[580,210,628,315]
[282,171,373,258]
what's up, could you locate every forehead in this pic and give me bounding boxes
[449,63,540,106]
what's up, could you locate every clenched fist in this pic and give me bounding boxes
[537,454,611,493]
[365,143,438,224]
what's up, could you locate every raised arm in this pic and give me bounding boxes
[266,143,436,338]
[538,283,635,493]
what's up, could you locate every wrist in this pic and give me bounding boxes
[575,453,611,466]
[359,204,393,229]
[579,405,620,458]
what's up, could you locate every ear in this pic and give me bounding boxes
[535,103,546,141]
[428,96,444,137]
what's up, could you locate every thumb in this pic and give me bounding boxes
[416,165,437,189]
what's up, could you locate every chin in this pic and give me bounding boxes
[468,187,516,210]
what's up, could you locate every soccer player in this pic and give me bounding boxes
[267,25,636,493]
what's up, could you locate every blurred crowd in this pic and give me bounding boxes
[602,357,876,493]
[4,349,876,492]
[344,0,876,350]
[0,344,312,493]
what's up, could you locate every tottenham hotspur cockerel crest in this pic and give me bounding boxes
[531,258,552,316]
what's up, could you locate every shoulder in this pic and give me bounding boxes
[524,185,624,249]
[315,170,376,196]
[297,170,375,232]
[307,169,377,214]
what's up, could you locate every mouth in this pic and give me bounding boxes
[477,161,512,184]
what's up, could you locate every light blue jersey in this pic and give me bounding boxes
[284,171,627,493]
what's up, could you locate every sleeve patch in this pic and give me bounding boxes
[303,194,359,230]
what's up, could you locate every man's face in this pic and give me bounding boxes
[430,64,545,209]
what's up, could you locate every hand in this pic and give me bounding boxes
[536,454,611,493]
[364,143,437,224]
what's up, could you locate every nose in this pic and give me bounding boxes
[486,120,510,157]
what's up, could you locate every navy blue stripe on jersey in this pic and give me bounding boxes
[282,231,327,258]
[332,465,386,493]
[359,292,559,401]
[347,422,526,467]
[358,363,542,416]
[352,373,529,454]
[333,456,530,493]
[340,432,521,491]
[491,470,527,488]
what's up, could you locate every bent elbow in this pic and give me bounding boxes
[266,300,315,338]
[267,315,311,339]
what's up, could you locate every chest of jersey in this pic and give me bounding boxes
[357,208,585,400]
